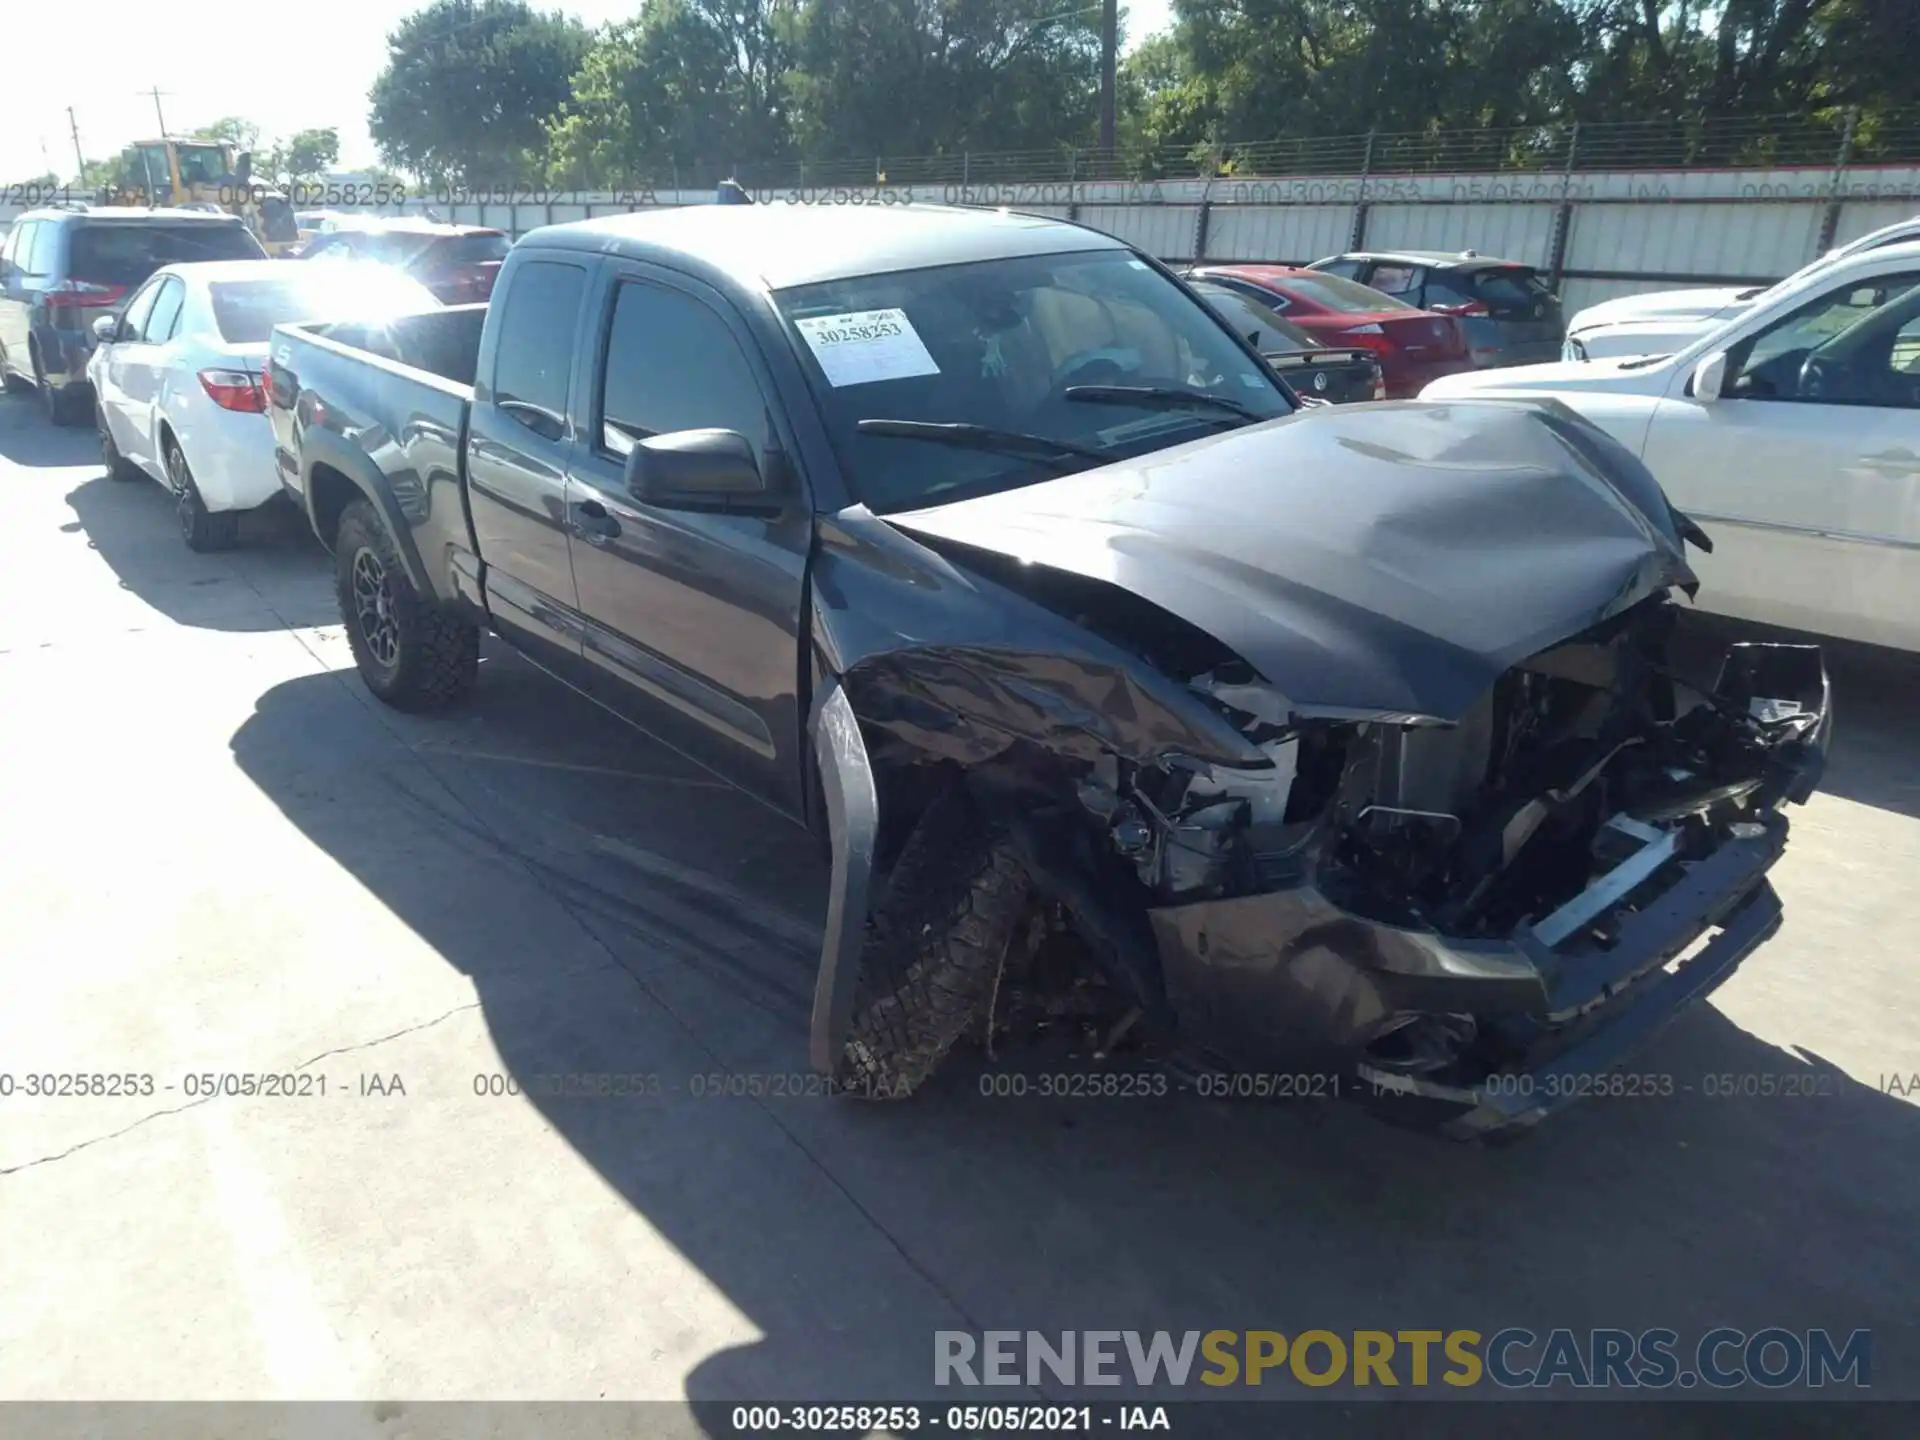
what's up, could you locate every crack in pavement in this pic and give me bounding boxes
[0,1002,482,1179]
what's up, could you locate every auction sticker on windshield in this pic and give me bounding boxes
[796,308,940,387]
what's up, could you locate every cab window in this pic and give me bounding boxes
[142,278,187,343]
[490,259,587,435]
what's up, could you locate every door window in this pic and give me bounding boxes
[0,222,24,272]
[1726,271,1920,409]
[142,278,187,343]
[598,281,772,457]
[490,259,587,435]
[1314,258,1364,280]
[118,280,163,340]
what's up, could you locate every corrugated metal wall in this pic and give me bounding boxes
[7,167,1914,312]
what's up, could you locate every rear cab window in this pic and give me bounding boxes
[210,273,441,343]
[431,234,511,268]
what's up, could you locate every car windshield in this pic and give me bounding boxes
[1283,272,1419,313]
[68,223,263,284]
[209,273,440,342]
[774,249,1295,515]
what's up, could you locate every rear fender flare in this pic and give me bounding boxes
[299,428,434,599]
[807,678,881,1075]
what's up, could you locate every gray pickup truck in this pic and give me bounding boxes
[265,203,1830,1140]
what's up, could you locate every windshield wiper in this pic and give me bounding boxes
[1617,354,1673,370]
[853,419,1110,469]
[1063,384,1259,421]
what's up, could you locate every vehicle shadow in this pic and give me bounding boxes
[61,472,337,632]
[228,651,1920,1421]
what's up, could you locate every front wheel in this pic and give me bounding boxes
[335,499,479,711]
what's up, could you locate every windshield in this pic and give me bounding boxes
[210,272,441,342]
[1281,272,1419,314]
[68,223,263,284]
[775,249,1295,515]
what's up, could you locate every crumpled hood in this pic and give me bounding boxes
[884,401,1696,724]
[1569,285,1754,333]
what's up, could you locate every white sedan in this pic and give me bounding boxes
[1423,240,1920,652]
[86,260,440,551]
[1563,214,1920,360]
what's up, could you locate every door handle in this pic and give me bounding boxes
[571,498,621,540]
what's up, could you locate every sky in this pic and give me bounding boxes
[3,0,1174,184]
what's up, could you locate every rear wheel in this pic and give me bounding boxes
[836,781,1031,1098]
[335,499,479,711]
[34,360,84,426]
[98,405,140,481]
[165,440,239,552]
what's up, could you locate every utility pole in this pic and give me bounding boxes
[1098,0,1118,153]
[68,108,86,184]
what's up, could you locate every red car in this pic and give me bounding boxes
[1185,265,1472,397]
[297,221,510,304]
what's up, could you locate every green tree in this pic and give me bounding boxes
[371,0,592,185]
[546,0,794,187]
[200,116,262,150]
[280,127,342,182]
[784,0,1102,164]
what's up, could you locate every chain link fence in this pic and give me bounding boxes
[641,108,1920,194]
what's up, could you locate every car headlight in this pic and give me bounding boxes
[1562,336,1589,362]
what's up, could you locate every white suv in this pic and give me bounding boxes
[1563,215,1920,360]
[1424,241,1920,651]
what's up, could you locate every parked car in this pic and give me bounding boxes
[1185,264,1471,396]
[0,206,266,424]
[1422,240,1920,652]
[1186,279,1385,403]
[1564,214,1920,360]
[266,204,1826,1141]
[1306,250,1565,369]
[298,218,510,303]
[86,259,440,550]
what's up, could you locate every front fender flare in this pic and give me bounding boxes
[807,679,880,1076]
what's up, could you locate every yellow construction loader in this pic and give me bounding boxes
[104,138,301,256]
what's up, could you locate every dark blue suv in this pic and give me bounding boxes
[0,206,264,424]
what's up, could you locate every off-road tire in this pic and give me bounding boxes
[837,782,1031,1098]
[99,405,140,481]
[335,499,479,712]
[166,440,240,552]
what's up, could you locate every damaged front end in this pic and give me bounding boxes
[813,569,1827,1141]
[1137,604,1829,1138]
[803,405,1830,1138]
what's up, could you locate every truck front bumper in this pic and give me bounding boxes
[1149,808,1796,1143]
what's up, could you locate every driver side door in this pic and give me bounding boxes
[1642,267,1920,648]
[98,278,165,465]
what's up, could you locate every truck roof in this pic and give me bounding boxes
[523,202,1129,289]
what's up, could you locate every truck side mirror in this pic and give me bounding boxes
[624,428,778,510]
[1693,350,1728,403]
